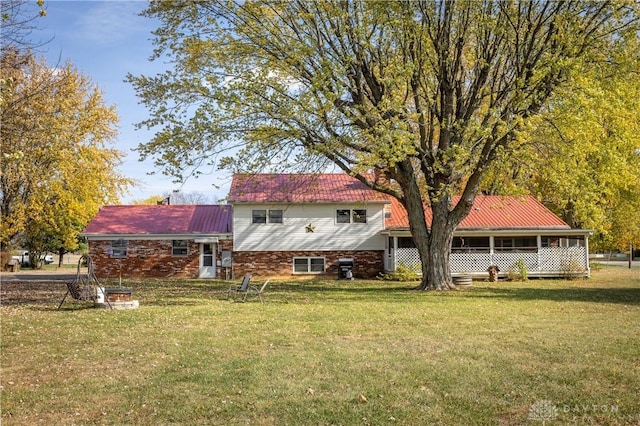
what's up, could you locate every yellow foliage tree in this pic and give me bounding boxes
[482,31,640,253]
[0,49,133,266]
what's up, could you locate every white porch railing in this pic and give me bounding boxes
[391,247,589,277]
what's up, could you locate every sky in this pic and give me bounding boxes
[31,1,231,203]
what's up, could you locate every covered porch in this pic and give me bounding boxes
[384,230,591,278]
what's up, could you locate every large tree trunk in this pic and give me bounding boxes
[422,200,456,290]
[394,161,431,290]
[393,160,458,290]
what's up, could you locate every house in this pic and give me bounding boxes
[385,196,591,278]
[82,205,233,279]
[227,173,391,278]
[82,173,590,279]
[228,173,590,279]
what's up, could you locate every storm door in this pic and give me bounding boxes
[199,243,216,278]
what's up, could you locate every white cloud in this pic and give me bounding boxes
[74,2,148,46]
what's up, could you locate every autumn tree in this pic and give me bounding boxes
[129,1,638,289]
[482,30,640,253]
[0,51,133,267]
[1,0,47,51]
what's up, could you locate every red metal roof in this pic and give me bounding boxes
[230,173,568,229]
[386,196,570,230]
[85,176,569,235]
[82,205,233,235]
[228,173,390,204]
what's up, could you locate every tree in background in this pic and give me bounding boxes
[1,50,133,267]
[129,1,638,289]
[482,30,640,254]
[1,0,47,51]
[131,191,215,205]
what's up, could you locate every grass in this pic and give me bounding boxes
[1,266,639,425]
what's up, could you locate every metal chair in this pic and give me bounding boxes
[246,279,270,303]
[228,274,251,301]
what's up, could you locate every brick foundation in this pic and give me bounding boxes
[233,250,384,279]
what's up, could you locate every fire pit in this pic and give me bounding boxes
[105,288,133,302]
[95,287,139,309]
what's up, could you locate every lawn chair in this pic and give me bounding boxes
[246,279,270,303]
[228,274,251,301]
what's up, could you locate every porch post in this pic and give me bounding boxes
[585,234,591,277]
[489,236,495,266]
[390,236,398,272]
[384,236,390,271]
[537,235,542,273]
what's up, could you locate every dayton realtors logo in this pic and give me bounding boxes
[529,399,622,423]
[528,400,558,422]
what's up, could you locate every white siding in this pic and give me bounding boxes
[233,203,387,251]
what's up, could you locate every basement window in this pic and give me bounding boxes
[293,257,325,274]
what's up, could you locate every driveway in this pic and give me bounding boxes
[0,267,83,282]
[593,260,640,268]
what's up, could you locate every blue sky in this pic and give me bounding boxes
[34,1,230,203]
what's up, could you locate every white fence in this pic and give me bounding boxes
[391,247,589,277]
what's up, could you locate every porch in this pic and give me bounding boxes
[384,232,591,278]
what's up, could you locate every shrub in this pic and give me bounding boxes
[378,263,421,281]
[509,258,528,281]
[561,259,587,279]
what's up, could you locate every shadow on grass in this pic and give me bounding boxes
[0,281,67,308]
[0,280,217,310]
[271,281,414,294]
[4,279,638,309]
[470,286,640,305]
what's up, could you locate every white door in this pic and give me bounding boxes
[199,243,216,278]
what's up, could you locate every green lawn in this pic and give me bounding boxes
[2,267,639,425]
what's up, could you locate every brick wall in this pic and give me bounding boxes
[89,239,382,279]
[89,239,232,279]
[233,250,384,279]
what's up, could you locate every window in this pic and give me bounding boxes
[110,239,128,258]
[452,237,490,253]
[495,237,537,252]
[252,210,267,224]
[352,209,367,223]
[542,236,585,248]
[293,257,325,274]
[336,209,367,224]
[564,236,585,247]
[268,209,283,223]
[252,209,283,224]
[541,237,560,248]
[397,237,415,248]
[336,209,351,223]
[172,240,188,256]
